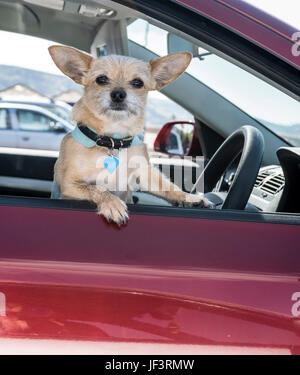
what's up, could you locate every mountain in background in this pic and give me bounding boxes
[259,119,300,146]
[0,64,193,126]
[0,64,81,97]
[1,65,299,141]
[145,97,193,127]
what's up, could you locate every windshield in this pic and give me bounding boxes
[42,105,72,123]
[128,19,300,146]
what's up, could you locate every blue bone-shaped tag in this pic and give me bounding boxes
[104,156,119,174]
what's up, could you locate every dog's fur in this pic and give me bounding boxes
[49,46,212,225]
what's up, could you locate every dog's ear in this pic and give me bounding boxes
[149,52,192,90]
[48,45,93,85]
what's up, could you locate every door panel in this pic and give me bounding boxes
[17,129,65,151]
[15,109,65,150]
[0,130,18,148]
[0,203,299,353]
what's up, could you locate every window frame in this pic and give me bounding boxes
[0,0,299,227]
[0,193,299,226]
[0,108,11,130]
[15,108,57,133]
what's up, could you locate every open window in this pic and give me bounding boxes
[0,0,299,220]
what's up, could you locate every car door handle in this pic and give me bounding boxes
[22,136,30,141]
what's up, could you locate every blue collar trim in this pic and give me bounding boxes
[71,125,143,148]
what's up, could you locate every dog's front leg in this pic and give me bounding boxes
[138,165,214,208]
[61,182,128,225]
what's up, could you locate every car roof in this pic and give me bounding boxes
[0,99,72,111]
[0,102,57,113]
[0,102,74,129]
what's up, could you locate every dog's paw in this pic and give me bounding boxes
[182,193,215,209]
[98,195,129,226]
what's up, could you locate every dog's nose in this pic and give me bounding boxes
[111,89,127,103]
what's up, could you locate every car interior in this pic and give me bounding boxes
[0,0,300,216]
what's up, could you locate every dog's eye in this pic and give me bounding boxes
[96,75,109,85]
[130,78,144,88]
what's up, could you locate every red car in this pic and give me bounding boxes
[0,0,299,354]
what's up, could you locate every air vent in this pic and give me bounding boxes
[255,168,285,195]
[255,171,270,187]
[261,174,285,195]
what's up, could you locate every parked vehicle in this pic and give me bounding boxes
[0,102,74,150]
[0,97,73,122]
[0,0,299,354]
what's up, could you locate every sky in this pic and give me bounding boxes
[0,0,299,129]
[0,31,62,75]
[126,17,300,127]
[245,0,300,29]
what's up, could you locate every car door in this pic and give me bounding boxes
[0,197,299,354]
[0,108,18,148]
[0,0,299,356]
[14,108,67,151]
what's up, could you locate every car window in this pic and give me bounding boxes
[0,109,9,129]
[0,2,297,217]
[144,92,193,155]
[16,109,55,132]
[127,19,300,147]
[41,105,72,122]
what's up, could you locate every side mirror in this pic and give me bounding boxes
[154,121,196,156]
[167,33,212,60]
[167,33,198,57]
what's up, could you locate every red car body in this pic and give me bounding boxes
[0,0,299,354]
[177,0,300,69]
[0,205,300,354]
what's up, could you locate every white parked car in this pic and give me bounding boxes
[0,101,75,151]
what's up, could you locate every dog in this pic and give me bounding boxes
[48,45,213,225]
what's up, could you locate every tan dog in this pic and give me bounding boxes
[49,46,213,225]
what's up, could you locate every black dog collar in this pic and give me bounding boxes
[78,125,134,150]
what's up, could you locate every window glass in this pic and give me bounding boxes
[40,105,72,122]
[128,19,168,56]
[17,110,55,132]
[0,109,9,129]
[167,123,194,155]
[128,19,300,146]
[143,91,194,153]
[128,21,194,154]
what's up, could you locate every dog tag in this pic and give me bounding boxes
[104,156,119,174]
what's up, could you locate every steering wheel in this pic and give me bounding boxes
[192,125,264,210]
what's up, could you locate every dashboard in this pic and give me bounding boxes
[249,165,284,212]
[248,147,300,213]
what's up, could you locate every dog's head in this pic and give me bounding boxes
[49,46,192,123]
